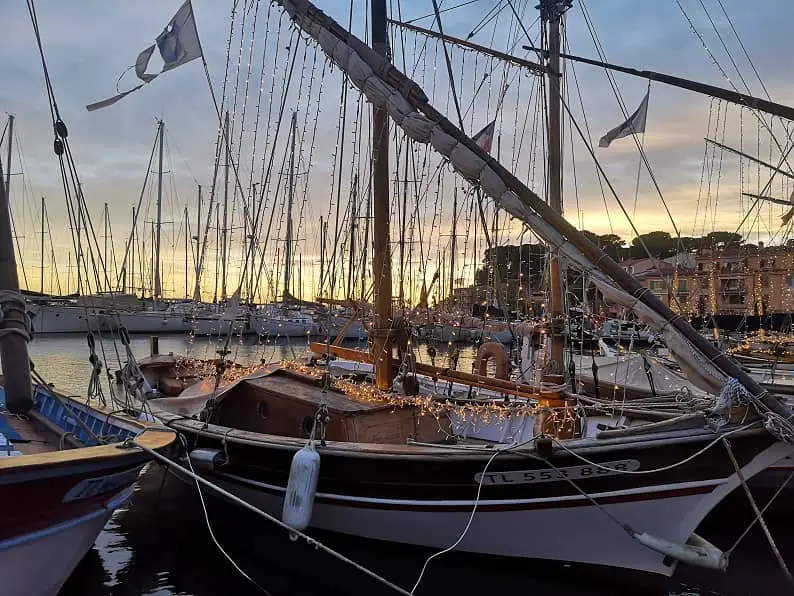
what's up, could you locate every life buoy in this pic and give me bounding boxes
[475,341,509,380]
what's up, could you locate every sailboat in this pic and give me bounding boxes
[137,0,794,585]
[249,112,316,338]
[0,125,175,594]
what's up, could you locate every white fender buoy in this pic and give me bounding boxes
[282,443,321,532]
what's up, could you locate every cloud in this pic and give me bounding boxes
[2,0,793,299]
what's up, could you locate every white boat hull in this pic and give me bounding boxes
[250,316,314,337]
[188,317,249,336]
[198,439,790,580]
[29,305,99,334]
[103,312,190,334]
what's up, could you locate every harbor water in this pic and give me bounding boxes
[28,335,793,596]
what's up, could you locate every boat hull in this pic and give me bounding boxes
[28,305,99,334]
[103,312,190,334]
[188,316,249,336]
[0,491,125,596]
[163,413,791,582]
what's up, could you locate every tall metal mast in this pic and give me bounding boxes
[154,119,164,299]
[40,196,45,294]
[449,187,457,305]
[542,0,570,379]
[194,184,202,301]
[103,202,110,292]
[371,0,394,390]
[221,111,230,302]
[4,115,12,210]
[184,205,189,299]
[284,111,297,300]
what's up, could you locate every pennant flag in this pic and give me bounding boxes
[87,0,202,112]
[781,188,794,225]
[473,120,497,154]
[598,91,650,148]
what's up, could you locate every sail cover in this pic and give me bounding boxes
[271,0,773,401]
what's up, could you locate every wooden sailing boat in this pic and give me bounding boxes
[143,0,794,585]
[0,126,175,594]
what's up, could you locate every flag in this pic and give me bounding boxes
[598,91,649,148]
[782,189,794,225]
[473,120,496,154]
[87,0,202,112]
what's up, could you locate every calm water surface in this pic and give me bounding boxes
[26,335,793,596]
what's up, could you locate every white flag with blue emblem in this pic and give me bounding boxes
[598,91,650,148]
[87,1,202,111]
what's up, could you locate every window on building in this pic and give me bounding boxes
[677,279,689,293]
[649,280,664,291]
[697,263,703,272]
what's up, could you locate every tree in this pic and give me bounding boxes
[631,231,677,258]
[702,231,742,248]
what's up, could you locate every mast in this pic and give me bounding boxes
[319,216,325,297]
[195,184,202,301]
[214,203,220,303]
[221,111,230,302]
[128,206,135,295]
[449,186,457,305]
[284,111,297,300]
[347,174,357,299]
[371,0,394,390]
[103,202,109,292]
[0,149,33,413]
[40,196,45,294]
[154,119,164,300]
[4,115,12,209]
[542,0,567,378]
[184,205,189,299]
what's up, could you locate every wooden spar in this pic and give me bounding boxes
[390,17,794,122]
[154,120,164,300]
[544,1,566,378]
[526,46,794,122]
[276,0,792,419]
[742,192,793,208]
[308,342,562,401]
[388,19,546,74]
[705,137,794,180]
[0,142,33,414]
[371,0,394,391]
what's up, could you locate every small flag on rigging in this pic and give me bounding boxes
[782,189,794,225]
[86,0,203,112]
[473,120,497,154]
[598,91,650,148]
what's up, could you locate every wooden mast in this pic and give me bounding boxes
[154,119,164,300]
[371,0,394,390]
[0,136,33,413]
[543,0,568,378]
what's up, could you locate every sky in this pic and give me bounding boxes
[1,0,794,300]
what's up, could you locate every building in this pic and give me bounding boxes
[630,245,794,316]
